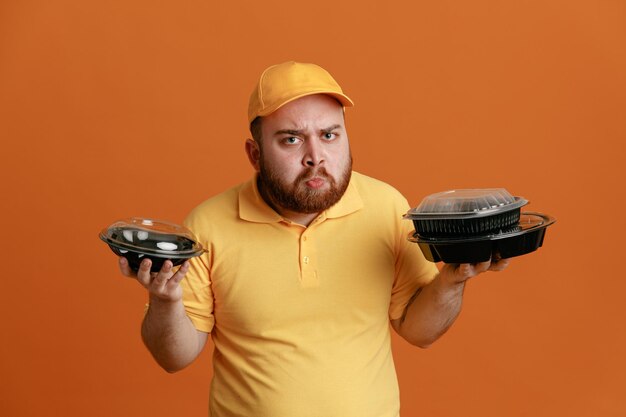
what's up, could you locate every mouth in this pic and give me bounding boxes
[304,177,326,189]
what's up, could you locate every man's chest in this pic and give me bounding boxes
[208,223,396,336]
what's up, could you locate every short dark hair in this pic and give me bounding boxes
[249,117,263,145]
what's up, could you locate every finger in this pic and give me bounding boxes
[452,263,474,282]
[489,258,510,272]
[167,261,190,287]
[441,263,462,279]
[457,263,472,276]
[472,260,492,274]
[136,258,153,287]
[118,257,135,277]
[150,260,175,290]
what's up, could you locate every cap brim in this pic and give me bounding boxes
[253,90,354,121]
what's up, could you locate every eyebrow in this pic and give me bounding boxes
[321,124,342,134]
[273,125,342,136]
[274,129,303,136]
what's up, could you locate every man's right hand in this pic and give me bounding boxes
[118,257,190,304]
[119,256,205,372]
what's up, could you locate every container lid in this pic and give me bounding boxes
[405,188,528,220]
[99,217,206,258]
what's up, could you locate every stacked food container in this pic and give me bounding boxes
[405,189,555,263]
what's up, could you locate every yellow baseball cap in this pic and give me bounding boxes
[248,61,354,123]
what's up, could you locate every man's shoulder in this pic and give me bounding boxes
[351,171,407,203]
[183,180,247,228]
[192,183,241,211]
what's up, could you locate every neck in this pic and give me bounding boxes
[256,176,320,227]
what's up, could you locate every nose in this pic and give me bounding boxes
[303,139,325,167]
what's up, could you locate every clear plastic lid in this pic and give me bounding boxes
[405,188,528,219]
[99,217,206,258]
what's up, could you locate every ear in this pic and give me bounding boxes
[245,139,261,171]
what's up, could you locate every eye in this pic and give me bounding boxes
[322,132,337,140]
[283,137,301,145]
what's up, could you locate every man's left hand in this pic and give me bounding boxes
[439,258,511,285]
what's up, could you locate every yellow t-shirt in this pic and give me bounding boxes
[181,171,438,417]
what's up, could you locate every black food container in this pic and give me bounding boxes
[99,217,206,272]
[409,212,555,263]
[406,188,528,237]
[405,189,555,263]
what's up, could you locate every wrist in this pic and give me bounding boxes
[147,295,184,313]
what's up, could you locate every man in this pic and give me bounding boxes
[119,61,509,416]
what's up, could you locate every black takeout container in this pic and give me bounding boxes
[99,217,206,272]
[405,188,528,237]
[405,188,555,264]
[408,212,555,263]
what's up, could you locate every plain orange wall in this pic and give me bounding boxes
[1,1,625,416]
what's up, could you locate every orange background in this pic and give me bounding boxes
[1,1,625,416]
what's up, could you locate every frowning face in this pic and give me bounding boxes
[246,94,352,219]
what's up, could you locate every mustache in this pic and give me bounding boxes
[296,167,332,183]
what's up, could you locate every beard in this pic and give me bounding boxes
[258,156,353,215]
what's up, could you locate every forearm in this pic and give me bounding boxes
[394,274,466,348]
[141,298,203,373]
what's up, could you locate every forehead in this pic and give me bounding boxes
[262,94,345,131]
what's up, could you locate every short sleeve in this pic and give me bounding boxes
[180,215,215,333]
[388,198,439,320]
